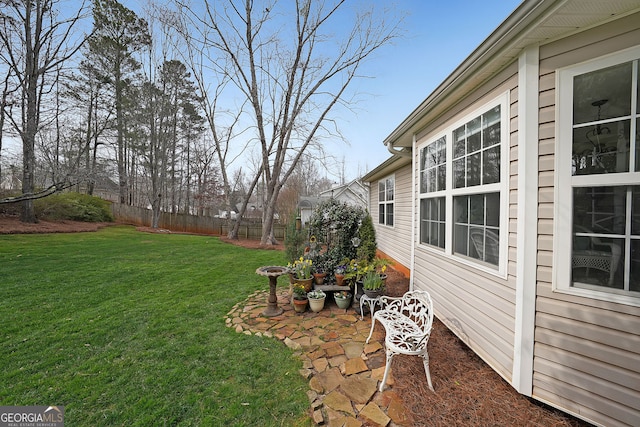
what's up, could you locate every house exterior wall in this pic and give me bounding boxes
[411,65,520,383]
[367,4,640,426]
[371,164,412,271]
[533,13,640,427]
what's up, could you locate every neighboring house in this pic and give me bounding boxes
[298,196,323,226]
[298,179,369,225]
[318,179,369,209]
[363,1,640,426]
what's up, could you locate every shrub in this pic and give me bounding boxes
[284,213,306,263]
[307,199,365,274]
[34,192,114,222]
[357,213,377,262]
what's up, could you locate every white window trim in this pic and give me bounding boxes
[416,93,510,278]
[378,174,395,228]
[554,45,640,307]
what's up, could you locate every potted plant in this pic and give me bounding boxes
[334,264,347,286]
[288,257,314,292]
[362,270,384,298]
[307,289,326,312]
[291,283,308,313]
[333,290,352,309]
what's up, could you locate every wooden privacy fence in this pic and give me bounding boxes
[111,203,285,240]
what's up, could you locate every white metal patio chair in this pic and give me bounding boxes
[366,290,434,392]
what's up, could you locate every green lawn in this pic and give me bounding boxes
[0,226,310,426]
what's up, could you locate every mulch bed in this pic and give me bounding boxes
[1,216,591,426]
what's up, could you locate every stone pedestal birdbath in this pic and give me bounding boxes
[255,266,289,317]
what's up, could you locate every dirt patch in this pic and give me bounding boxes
[0,215,111,234]
[1,217,590,426]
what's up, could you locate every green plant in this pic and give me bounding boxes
[34,192,114,222]
[362,270,384,291]
[334,291,351,299]
[357,213,377,262]
[292,282,308,299]
[284,213,305,263]
[306,289,325,300]
[307,199,366,277]
[288,257,313,279]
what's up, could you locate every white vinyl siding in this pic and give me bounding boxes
[372,165,412,269]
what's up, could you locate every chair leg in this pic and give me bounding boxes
[421,352,434,391]
[366,317,377,344]
[379,349,394,392]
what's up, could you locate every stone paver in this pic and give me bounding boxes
[224,288,411,426]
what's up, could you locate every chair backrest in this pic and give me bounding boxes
[400,290,434,335]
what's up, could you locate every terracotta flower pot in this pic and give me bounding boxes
[335,273,345,286]
[293,277,313,292]
[313,272,327,286]
[293,298,308,313]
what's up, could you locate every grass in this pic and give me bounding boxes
[0,226,310,426]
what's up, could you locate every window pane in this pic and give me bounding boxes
[573,187,626,234]
[573,119,630,175]
[636,118,640,173]
[386,203,394,226]
[453,159,465,188]
[469,194,484,225]
[430,222,439,246]
[485,229,500,266]
[467,117,481,153]
[453,126,466,159]
[378,204,385,225]
[573,62,632,126]
[468,226,483,260]
[483,106,501,148]
[420,170,428,193]
[425,144,436,168]
[633,187,640,235]
[437,165,446,191]
[379,182,385,202]
[421,147,428,171]
[467,153,481,187]
[486,193,500,227]
[420,200,429,244]
[454,224,468,256]
[421,198,445,248]
[427,168,436,193]
[631,240,640,292]
[572,236,624,290]
[454,196,468,223]
[483,145,501,184]
[387,178,394,200]
[436,137,446,163]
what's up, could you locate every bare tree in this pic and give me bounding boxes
[168,0,400,244]
[0,0,89,218]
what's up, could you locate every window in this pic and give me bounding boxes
[420,137,446,248]
[378,175,394,226]
[557,48,640,303]
[418,97,507,272]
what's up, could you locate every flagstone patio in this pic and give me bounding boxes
[225,288,411,426]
